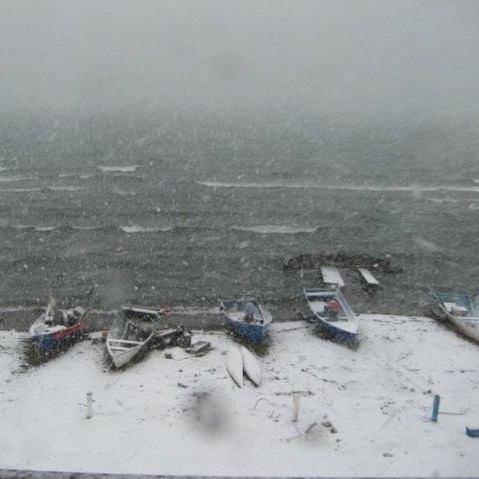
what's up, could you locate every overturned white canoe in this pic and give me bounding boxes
[241,346,262,386]
[226,346,243,388]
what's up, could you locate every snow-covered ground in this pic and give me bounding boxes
[0,315,478,477]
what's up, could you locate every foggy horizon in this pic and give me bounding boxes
[1,0,479,119]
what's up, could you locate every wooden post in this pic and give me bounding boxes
[292,392,301,422]
[431,394,440,422]
[86,392,93,419]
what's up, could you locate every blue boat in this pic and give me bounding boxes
[466,427,479,437]
[220,298,272,343]
[303,287,359,343]
[29,295,88,355]
[431,292,479,342]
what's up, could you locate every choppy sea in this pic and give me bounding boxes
[1,110,478,329]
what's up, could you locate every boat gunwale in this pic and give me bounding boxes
[303,287,359,336]
[432,291,479,321]
[220,298,273,326]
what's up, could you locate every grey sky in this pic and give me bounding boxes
[1,0,478,116]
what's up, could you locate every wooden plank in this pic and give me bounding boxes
[185,341,211,355]
[320,266,345,287]
[358,268,380,286]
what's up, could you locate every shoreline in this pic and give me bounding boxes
[0,299,433,333]
[1,317,478,476]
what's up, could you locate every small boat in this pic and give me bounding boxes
[29,294,88,355]
[225,345,262,388]
[241,345,262,386]
[303,287,359,343]
[219,298,272,343]
[226,346,244,388]
[431,292,479,342]
[466,427,479,438]
[106,305,169,368]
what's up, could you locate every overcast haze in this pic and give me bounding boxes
[1,0,479,117]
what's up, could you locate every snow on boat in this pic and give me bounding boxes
[106,305,169,368]
[29,294,88,355]
[431,292,479,342]
[303,287,359,343]
[219,298,272,343]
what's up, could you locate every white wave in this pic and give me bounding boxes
[120,225,172,234]
[71,225,101,231]
[425,197,458,204]
[1,186,86,193]
[0,176,36,182]
[0,188,43,193]
[197,181,479,193]
[12,225,58,231]
[8,224,98,232]
[99,165,140,173]
[35,226,58,232]
[46,186,87,192]
[232,225,318,234]
[414,237,442,253]
[111,186,136,197]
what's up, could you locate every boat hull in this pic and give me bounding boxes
[107,341,143,368]
[241,346,262,386]
[30,320,86,354]
[314,318,357,343]
[466,427,479,438]
[106,308,163,368]
[220,299,272,344]
[432,292,479,342]
[303,288,359,344]
[226,346,244,388]
[447,316,479,342]
[224,316,269,343]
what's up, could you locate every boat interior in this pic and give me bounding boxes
[438,294,479,318]
[223,301,264,323]
[124,320,157,340]
[308,298,348,322]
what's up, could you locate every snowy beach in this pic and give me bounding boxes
[1,315,478,477]
[2,1,479,477]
